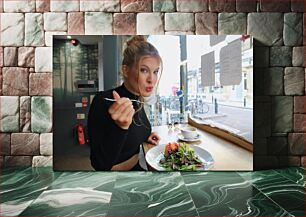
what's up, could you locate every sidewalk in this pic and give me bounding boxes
[203,100,253,110]
[193,104,253,143]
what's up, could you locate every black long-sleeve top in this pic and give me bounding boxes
[87,83,151,170]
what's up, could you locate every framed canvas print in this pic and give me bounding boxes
[53,35,253,171]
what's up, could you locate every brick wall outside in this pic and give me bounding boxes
[0,0,305,169]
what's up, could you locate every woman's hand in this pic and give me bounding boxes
[108,91,135,130]
[147,132,160,145]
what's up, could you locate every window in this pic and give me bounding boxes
[145,35,253,144]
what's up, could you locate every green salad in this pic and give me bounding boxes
[159,142,203,171]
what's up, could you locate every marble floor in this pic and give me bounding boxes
[0,167,305,216]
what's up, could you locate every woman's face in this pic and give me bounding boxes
[123,56,160,97]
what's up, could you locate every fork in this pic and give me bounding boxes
[104,97,144,104]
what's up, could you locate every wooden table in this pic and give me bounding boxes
[143,124,253,171]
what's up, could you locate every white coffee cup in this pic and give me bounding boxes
[180,126,197,139]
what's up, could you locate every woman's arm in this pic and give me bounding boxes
[147,132,161,145]
[88,93,129,170]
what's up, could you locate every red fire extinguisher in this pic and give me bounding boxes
[76,124,85,145]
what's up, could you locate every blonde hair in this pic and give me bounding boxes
[122,36,163,126]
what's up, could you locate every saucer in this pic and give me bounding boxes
[177,133,201,142]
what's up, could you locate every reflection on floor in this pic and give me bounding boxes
[0,167,305,216]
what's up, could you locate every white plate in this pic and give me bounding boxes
[145,143,214,171]
[177,133,201,142]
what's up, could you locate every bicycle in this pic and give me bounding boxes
[197,100,209,114]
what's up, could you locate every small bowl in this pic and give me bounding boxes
[180,126,197,139]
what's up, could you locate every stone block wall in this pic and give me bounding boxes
[0,0,305,169]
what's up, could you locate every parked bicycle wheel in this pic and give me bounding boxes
[202,103,209,113]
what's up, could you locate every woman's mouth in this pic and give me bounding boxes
[145,87,153,92]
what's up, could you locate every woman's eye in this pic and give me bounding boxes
[140,68,148,73]
[153,70,159,75]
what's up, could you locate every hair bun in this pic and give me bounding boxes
[126,35,147,46]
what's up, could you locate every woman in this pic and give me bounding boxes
[88,36,162,171]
